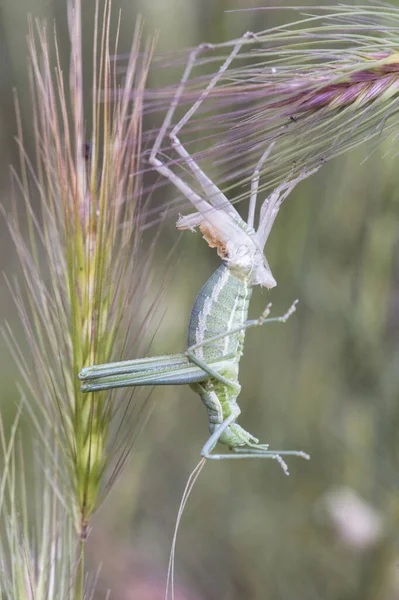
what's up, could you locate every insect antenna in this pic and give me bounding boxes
[165,457,207,600]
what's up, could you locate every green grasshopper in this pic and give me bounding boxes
[79,33,323,474]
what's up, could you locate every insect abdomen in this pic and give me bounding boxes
[188,263,252,363]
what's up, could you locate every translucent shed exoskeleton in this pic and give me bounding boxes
[79,31,323,474]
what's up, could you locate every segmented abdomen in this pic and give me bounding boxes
[188,263,252,363]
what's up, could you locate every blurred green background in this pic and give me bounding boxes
[2,1,399,599]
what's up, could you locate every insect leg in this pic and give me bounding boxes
[171,32,257,140]
[169,134,239,218]
[149,44,220,218]
[150,149,214,219]
[255,164,322,247]
[169,33,257,217]
[233,447,310,460]
[78,354,217,392]
[247,142,275,229]
[185,350,237,388]
[200,415,293,474]
[150,42,215,163]
[185,299,298,387]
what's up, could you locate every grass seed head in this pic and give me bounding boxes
[144,5,399,215]
[4,0,155,540]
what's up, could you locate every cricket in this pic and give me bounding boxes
[79,33,324,475]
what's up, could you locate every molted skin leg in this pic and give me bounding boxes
[149,33,257,232]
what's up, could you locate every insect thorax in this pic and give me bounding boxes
[188,263,253,363]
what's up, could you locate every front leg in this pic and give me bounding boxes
[186,299,298,387]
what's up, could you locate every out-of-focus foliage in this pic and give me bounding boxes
[1,1,399,600]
